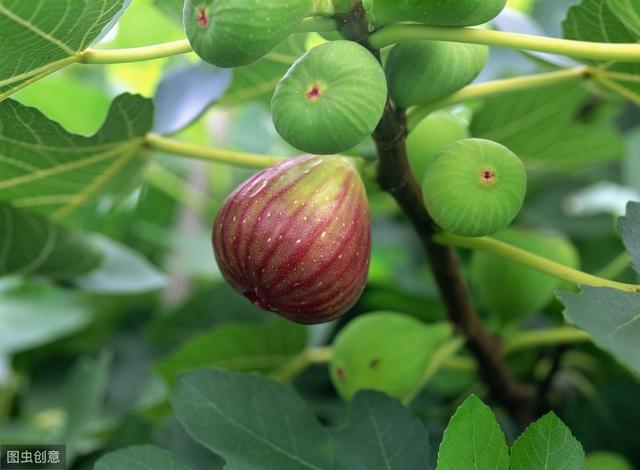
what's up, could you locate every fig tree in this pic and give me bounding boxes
[422,138,527,237]
[271,40,388,154]
[385,40,489,109]
[212,155,371,324]
[184,0,313,68]
[366,0,507,27]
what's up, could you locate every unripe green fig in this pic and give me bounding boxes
[423,139,527,237]
[184,0,312,68]
[471,228,580,324]
[272,40,388,154]
[407,111,470,180]
[330,312,451,400]
[385,40,489,109]
[212,155,371,324]
[586,452,633,470]
[366,0,507,26]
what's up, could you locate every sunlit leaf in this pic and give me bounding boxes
[0,0,126,100]
[0,94,153,221]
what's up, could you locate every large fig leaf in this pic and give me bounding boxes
[171,369,431,470]
[0,94,153,221]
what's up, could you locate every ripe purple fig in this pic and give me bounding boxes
[212,155,371,324]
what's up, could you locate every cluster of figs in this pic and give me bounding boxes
[185,0,532,324]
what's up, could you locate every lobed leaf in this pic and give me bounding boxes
[0,94,153,221]
[172,368,432,470]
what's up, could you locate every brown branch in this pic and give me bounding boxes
[338,2,535,426]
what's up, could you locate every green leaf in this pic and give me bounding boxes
[172,369,433,470]
[0,202,103,279]
[607,0,640,38]
[511,412,586,470]
[334,391,431,470]
[436,394,509,470]
[471,83,624,172]
[95,444,190,470]
[0,94,153,221]
[156,318,307,386]
[172,369,333,470]
[59,353,111,462]
[0,279,92,354]
[558,202,640,375]
[619,201,640,272]
[563,0,640,104]
[72,235,168,294]
[558,286,640,375]
[0,0,125,100]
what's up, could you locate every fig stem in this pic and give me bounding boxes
[270,346,333,382]
[369,24,640,63]
[406,66,590,131]
[79,18,336,65]
[436,232,640,293]
[145,133,285,169]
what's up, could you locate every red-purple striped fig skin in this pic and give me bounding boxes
[212,155,371,324]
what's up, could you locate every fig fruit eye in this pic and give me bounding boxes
[406,111,470,181]
[212,155,371,324]
[271,40,388,155]
[329,312,449,400]
[422,138,527,237]
[184,0,313,68]
[385,40,489,109]
[471,228,580,324]
[366,0,507,27]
